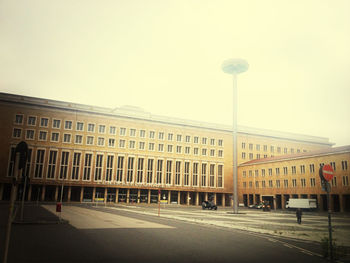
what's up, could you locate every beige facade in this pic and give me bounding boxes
[239,146,350,212]
[0,92,340,209]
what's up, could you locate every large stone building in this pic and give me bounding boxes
[1,92,348,211]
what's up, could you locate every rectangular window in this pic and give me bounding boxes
[310,164,315,173]
[38,131,47,141]
[184,162,190,186]
[167,144,173,153]
[98,125,106,133]
[310,178,316,187]
[59,151,69,179]
[249,181,253,188]
[159,132,164,140]
[185,135,191,143]
[158,144,164,152]
[109,126,116,135]
[242,171,246,178]
[202,148,207,156]
[301,178,306,187]
[83,153,92,180]
[97,137,105,146]
[331,176,337,187]
[119,139,126,148]
[140,130,146,138]
[194,136,199,144]
[210,149,215,157]
[75,135,83,144]
[65,120,72,130]
[28,116,36,126]
[185,147,191,154]
[242,152,246,159]
[87,136,94,145]
[292,179,297,187]
[300,165,305,174]
[284,179,288,188]
[129,140,136,149]
[108,138,115,147]
[263,145,267,151]
[120,127,126,136]
[201,163,207,187]
[330,162,336,171]
[270,146,274,152]
[137,158,144,183]
[268,168,272,176]
[210,138,215,146]
[256,144,260,151]
[76,122,84,131]
[63,133,71,143]
[72,152,81,180]
[342,176,349,186]
[167,133,173,141]
[105,155,114,181]
[249,153,253,160]
[194,148,199,155]
[34,149,45,178]
[284,148,288,154]
[275,167,280,176]
[218,150,223,157]
[261,169,265,177]
[175,161,181,185]
[283,167,288,175]
[177,134,182,142]
[130,128,136,137]
[51,132,60,142]
[156,159,163,184]
[292,166,296,174]
[13,128,22,138]
[149,143,155,151]
[218,139,223,146]
[268,180,273,188]
[53,119,61,129]
[166,160,172,184]
[249,143,253,150]
[139,141,145,150]
[40,117,48,127]
[209,164,215,187]
[15,114,24,124]
[176,146,182,154]
[202,137,207,145]
[149,131,155,139]
[147,159,153,183]
[193,163,198,186]
[88,123,95,132]
[255,170,259,177]
[94,154,103,181]
[262,181,266,188]
[116,156,124,182]
[47,150,57,179]
[255,181,259,188]
[26,130,35,140]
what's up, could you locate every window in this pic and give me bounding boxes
[243,171,246,178]
[249,144,253,150]
[275,168,280,176]
[75,135,83,144]
[108,138,115,147]
[13,128,22,138]
[284,148,288,154]
[176,146,182,154]
[210,149,215,157]
[249,181,253,188]
[270,146,274,152]
[26,130,35,140]
[248,170,252,177]
[129,140,135,149]
[98,125,106,133]
[268,168,272,176]
[59,151,69,179]
[140,130,146,138]
[139,141,145,150]
[210,138,215,146]
[40,117,48,127]
[72,152,81,180]
[77,122,84,131]
[137,158,144,183]
[156,159,163,184]
[256,154,260,159]
[15,114,23,124]
[310,178,316,187]
[21,148,32,178]
[202,148,207,156]
[47,150,57,179]
[193,163,198,186]
[63,133,71,143]
[51,132,59,142]
[331,176,337,187]
[87,136,94,145]
[309,164,315,173]
[185,135,191,143]
[242,152,246,159]
[147,159,154,184]
[277,147,281,153]
[209,164,215,187]
[167,133,173,141]
[284,179,288,188]
[116,156,124,182]
[255,181,259,188]
[130,129,136,137]
[166,160,172,184]
[201,137,207,145]
[185,147,191,154]
[261,169,265,177]
[149,131,155,139]
[53,119,61,129]
[119,139,126,148]
[158,143,164,152]
[120,127,126,136]
[194,136,199,144]
[292,179,297,187]
[34,149,45,178]
[262,181,266,188]
[83,153,92,181]
[330,162,336,171]
[94,154,103,181]
[88,123,95,132]
[291,148,294,154]
[256,144,260,151]
[300,165,305,174]
[175,161,181,185]
[28,116,36,126]
[249,153,253,160]
[218,139,223,146]
[241,142,246,149]
[243,182,247,188]
[109,126,116,135]
[201,163,207,187]
[218,150,223,157]
[292,166,296,174]
[148,142,155,151]
[65,120,72,130]
[158,132,164,140]
[105,155,114,182]
[301,178,306,187]
[167,144,173,153]
[268,180,273,188]
[342,176,349,186]
[263,145,267,151]
[283,167,288,175]
[97,137,105,146]
[177,134,182,142]
[184,162,190,186]
[38,131,47,141]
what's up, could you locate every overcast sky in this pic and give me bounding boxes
[1,0,349,146]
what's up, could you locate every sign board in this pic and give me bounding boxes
[322,164,334,182]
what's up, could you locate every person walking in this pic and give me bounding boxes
[296,208,302,224]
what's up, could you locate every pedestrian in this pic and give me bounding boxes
[296,208,302,224]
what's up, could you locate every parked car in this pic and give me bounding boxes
[248,203,263,209]
[262,201,271,212]
[202,201,217,210]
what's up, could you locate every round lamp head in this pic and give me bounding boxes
[222,58,249,74]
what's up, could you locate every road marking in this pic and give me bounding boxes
[43,205,174,230]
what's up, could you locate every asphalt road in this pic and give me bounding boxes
[0,203,333,263]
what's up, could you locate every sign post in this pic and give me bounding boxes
[320,164,335,261]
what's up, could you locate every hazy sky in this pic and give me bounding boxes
[1,0,349,146]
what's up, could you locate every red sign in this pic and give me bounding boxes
[56,202,62,212]
[322,164,334,181]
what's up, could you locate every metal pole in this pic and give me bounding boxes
[20,175,27,221]
[232,73,238,214]
[327,185,333,261]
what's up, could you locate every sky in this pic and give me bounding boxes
[1,0,349,146]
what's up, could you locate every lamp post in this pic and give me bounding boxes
[222,58,249,214]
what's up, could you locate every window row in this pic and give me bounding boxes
[242,162,349,178]
[241,142,307,154]
[242,176,349,188]
[7,148,224,188]
[14,115,223,146]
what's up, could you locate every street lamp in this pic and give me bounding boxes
[221,58,249,214]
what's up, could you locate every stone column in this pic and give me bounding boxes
[0,183,4,201]
[177,191,181,205]
[186,192,190,206]
[68,186,72,202]
[273,195,277,210]
[196,192,199,206]
[92,187,96,202]
[104,188,108,203]
[222,194,226,207]
[204,192,208,202]
[80,187,84,202]
[137,189,141,204]
[126,189,130,204]
[213,193,217,205]
[168,190,171,204]
[116,188,119,203]
[281,195,285,210]
[41,185,46,201]
[148,189,151,204]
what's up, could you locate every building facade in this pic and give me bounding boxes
[239,146,350,212]
[1,92,342,210]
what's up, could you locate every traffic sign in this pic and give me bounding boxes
[322,164,334,181]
